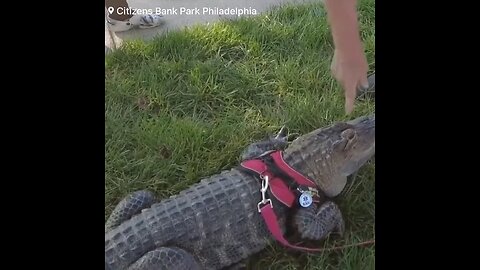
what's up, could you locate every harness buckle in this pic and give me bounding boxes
[258,175,273,212]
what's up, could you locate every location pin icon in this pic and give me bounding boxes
[107,7,114,14]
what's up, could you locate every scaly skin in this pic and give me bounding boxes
[283,114,375,197]
[105,190,156,233]
[105,169,290,270]
[294,201,345,241]
[105,114,375,270]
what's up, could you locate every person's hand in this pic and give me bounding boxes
[331,48,369,114]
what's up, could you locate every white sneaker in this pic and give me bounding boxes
[107,14,163,32]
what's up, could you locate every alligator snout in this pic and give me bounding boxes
[347,114,375,128]
[341,114,375,176]
[348,114,375,143]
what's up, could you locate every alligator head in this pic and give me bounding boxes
[282,114,375,197]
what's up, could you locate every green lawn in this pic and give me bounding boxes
[105,0,375,269]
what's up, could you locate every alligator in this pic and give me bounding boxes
[105,112,375,270]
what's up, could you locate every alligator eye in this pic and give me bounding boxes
[341,129,357,151]
[341,129,356,140]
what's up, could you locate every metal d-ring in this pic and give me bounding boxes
[257,175,273,212]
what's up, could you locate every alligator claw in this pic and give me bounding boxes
[274,125,289,141]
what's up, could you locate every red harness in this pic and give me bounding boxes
[240,150,325,252]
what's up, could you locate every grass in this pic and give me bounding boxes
[105,0,375,269]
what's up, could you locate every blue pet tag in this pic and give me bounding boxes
[299,192,313,207]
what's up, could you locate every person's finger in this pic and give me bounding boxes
[345,95,354,114]
[344,80,357,114]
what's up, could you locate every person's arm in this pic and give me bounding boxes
[323,0,363,57]
[323,0,369,114]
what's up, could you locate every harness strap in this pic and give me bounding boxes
[269,151,317,187]
[260,154,299,190]
[239,150,327,252]
[240,151,322,207]
[262,152,323,202]
[240,158,297,207]
[260,204,324,252]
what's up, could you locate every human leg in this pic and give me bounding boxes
[105,0,163,32]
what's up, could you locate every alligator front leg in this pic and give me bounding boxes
[240,126,290,160]
[105,190,156,232]
[293,201,345,241]
[128,247,201,270]
[224,260,248,270]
